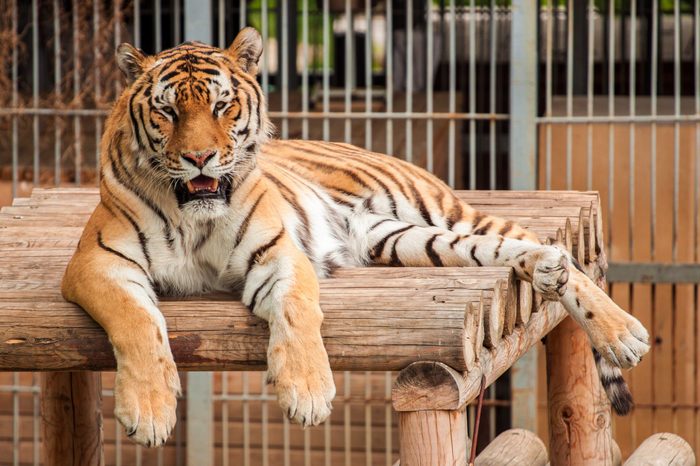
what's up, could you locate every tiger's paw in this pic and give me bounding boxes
[266,335,336,427]
[591,311,650,369]
[114,356,181,447]
[532,247,570,300]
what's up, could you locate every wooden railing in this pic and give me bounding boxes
[2,189,686,465]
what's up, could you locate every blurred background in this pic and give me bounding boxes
[0,0,699,465]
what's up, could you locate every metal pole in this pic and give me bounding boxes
[183,5,214,466]
[508,0,538,432]
[509,0,537,190]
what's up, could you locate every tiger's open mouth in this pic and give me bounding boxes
[174,175,230,205]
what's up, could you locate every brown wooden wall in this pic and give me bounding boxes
[537,122,700,458]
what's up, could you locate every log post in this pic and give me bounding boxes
[546,211,613,465]
[474,429,548,466]
[41,371,104,466]
[623,433,696,466]
[392,361,469,466]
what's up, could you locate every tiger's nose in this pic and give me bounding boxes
[181,150,216,168]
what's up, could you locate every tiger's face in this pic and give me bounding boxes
[116,27,271,217]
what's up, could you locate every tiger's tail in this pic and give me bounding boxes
[593,348,634,415]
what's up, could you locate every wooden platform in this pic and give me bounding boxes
[0,188,612,465]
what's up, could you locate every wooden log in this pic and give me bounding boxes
[41,372,103,466]
[623,433,696,466]
[474,429,548,466]
[546,314,613,465]
[0,268,511,372]
[517,281,534,325]
[463,302,484,366]
[392,362,469,466]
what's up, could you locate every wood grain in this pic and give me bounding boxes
[623,433,695,466]
[474,429,548,466]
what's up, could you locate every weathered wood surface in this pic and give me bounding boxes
[41,372,104,466]
[0,189,603,377]
[392,362,469,466]
[623,433,696,466]
[474,429,548,466]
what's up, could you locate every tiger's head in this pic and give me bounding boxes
[115,27,272,217]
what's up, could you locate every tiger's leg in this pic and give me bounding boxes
[353,215,650,368]
[62,209,180,447]
[237,230,335,427]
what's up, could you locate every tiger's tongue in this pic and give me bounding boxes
[187,175,219,193]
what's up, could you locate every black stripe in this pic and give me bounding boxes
[128,90,144,148]
[470,245,483,266]
[571,257,585,273]
[102,181,152,268]
[263,172,312,253]
[409,185,434,226]
[601,375,626,389]
[369,218,392,231]
[389,235,404,266]
[246,230,285,274]
[97,231,149,278]
[249,274,274,310]
[498,221,514,236]
[370,225,414,261]
[446,198,464,230]
[425,234,444,266]
[234,190,267,248]
[473,221,494,236]
[494,237,504,260]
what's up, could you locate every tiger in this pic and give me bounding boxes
[61,27,650,447]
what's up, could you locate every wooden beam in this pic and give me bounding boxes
[41,372,103,466]
[623,433,695,466]
[474,429,548,466]
[392,362,469,466]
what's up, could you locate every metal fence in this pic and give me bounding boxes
[2,0,700,464]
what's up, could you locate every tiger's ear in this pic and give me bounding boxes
[116,43,148,83]
[227,27,263,75]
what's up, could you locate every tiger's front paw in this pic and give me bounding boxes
[532,247,570,300]
[267,336,336,427]
[114,355,181,447]
[592,311,650,369]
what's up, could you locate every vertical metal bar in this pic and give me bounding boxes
[283,416,290,466]
[72,0,82,185]
[345,0,353,143]
[174,0,182,43]
[384,371,392,466]
[426,0,434,172]
[545,0,553,190]
[155,0,162,52]
[95,0,103,182]
[386,0,394,155]
[650,0,657,260]
[448,0,455,187]
[261,0,269,94]
[261,372,269,466]
[32,374,39,466]
[135,0,141,48]
[218,0,225,47]
[54,0,62,187]
[12,373,18,466]
[114,0,123,96]
[302,0,309,139]
[11,0,18,198]
[406,0,413,162]
[32,0,39,186]
[222,374,228,466]
[239,0,246,28]
[586,0,594,190]
[468,0,476,189]
[629,0,636,258]
[184,0,212,43]
[324,403,331,466]
[304,428,311,466]
[566,0,573,189]
[508,0,539,431]
[673,0,680,263]
[607,0,615,247]
[322,0,330,140]
[488,0,496,189]
[281,0,289,138]
[187,372,213,466]
[365,0,372,150]
[243,372,250,466]
[364,371,372,466]
[509,0,537,189]
[344,373,352,466]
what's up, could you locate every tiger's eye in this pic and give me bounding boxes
[214,101,227,113]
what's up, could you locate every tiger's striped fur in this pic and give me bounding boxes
[62,28,649,447]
